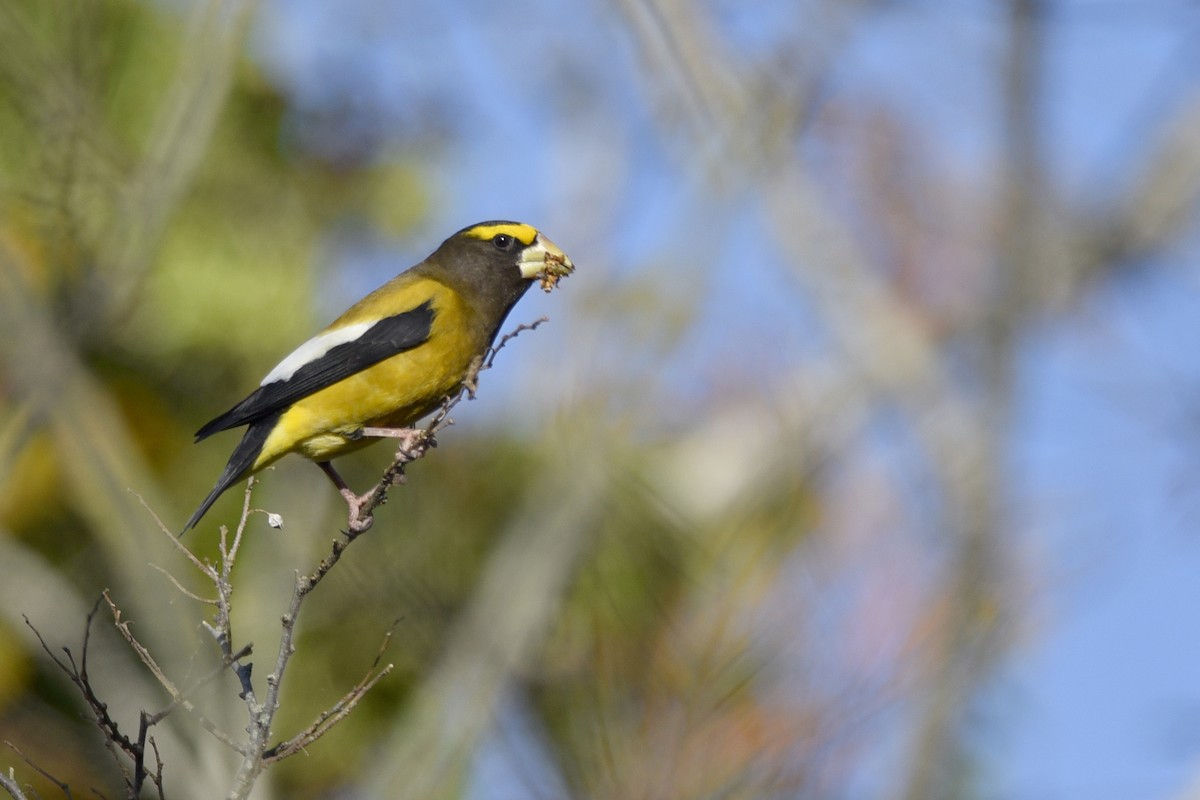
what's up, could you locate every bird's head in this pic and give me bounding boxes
[440,221,574,294]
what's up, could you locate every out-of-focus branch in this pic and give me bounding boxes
[97,0,258,323]
[1078,90,1200,274]
[0,250,191,635]
[0,758,33,800]
[613,0,878,181]
[1008,26,1200,302]
[0,741,70,800]
[609,2,1048,797]
[896,2,1045,796]
[905,0,1046,789]
[614,0,964,423]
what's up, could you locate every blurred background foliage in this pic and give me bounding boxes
[1,0,1200,798]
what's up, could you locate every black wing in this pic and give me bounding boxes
[195,301,435,441]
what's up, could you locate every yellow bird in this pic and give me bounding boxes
[184,221,574,532]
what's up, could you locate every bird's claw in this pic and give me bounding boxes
[340,488,375,533]
[400,432,434,462]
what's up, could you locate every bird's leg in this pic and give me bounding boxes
[317,461,375,533]
[356,426,434,463]
[319,429,433,531]
[462,354,484,399]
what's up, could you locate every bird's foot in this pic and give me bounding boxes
[340,488,376,533]
[462,355,484,399]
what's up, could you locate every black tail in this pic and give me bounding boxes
[182,415,279,534]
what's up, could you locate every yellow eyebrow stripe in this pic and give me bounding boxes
[464,222,537,246]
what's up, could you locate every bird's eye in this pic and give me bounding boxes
[492,234,513,250]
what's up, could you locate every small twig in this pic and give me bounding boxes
[144,480,258,713]
[138,484,280,758]
[206,481,258,703]
[148,563,215,605]
[131,490,218,582]
[0,769,28,800]
[224,477,255,567]
[103,594,169,688]
[146,737,164,800]
[263,626,397,763]
[3,740,69,799]
[483,316,547,370]
[101,592,244,752]
[0,770,26,800]
[24,600,147,797]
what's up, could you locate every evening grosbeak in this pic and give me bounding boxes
[184,221,574,532]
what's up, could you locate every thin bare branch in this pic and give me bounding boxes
[263,627,397,763]
[24,599,152,797]
[101,594,176,702]
[131,490,217,582]
[225,478,256,567]
[148,563,215,606]
[144,735,164,800]
[100,592,243,752]
[3,741,70,800]
[0,769,29,800]
[483,317,548,370]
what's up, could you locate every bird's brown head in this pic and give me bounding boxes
[422,221,574,309]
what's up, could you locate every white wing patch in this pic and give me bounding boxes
[260,321,375,386]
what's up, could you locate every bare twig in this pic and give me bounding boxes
[2,740,69,799]
[482,317,547,370]
[101,592,244,753]
[142,482,263,737]
[263,626,397,763]
[147,563,215,606]
[24,599,153,798]
[0,768,29,800]
[131,490,218,583]
[147,738,164,800]
[186,479,260,705]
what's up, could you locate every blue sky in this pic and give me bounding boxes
[243,1,1200,796]
[997,268,1200,800]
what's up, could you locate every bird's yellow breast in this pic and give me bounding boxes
[253,280,485,468]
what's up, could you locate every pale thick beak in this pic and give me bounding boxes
[518,233,575,290]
